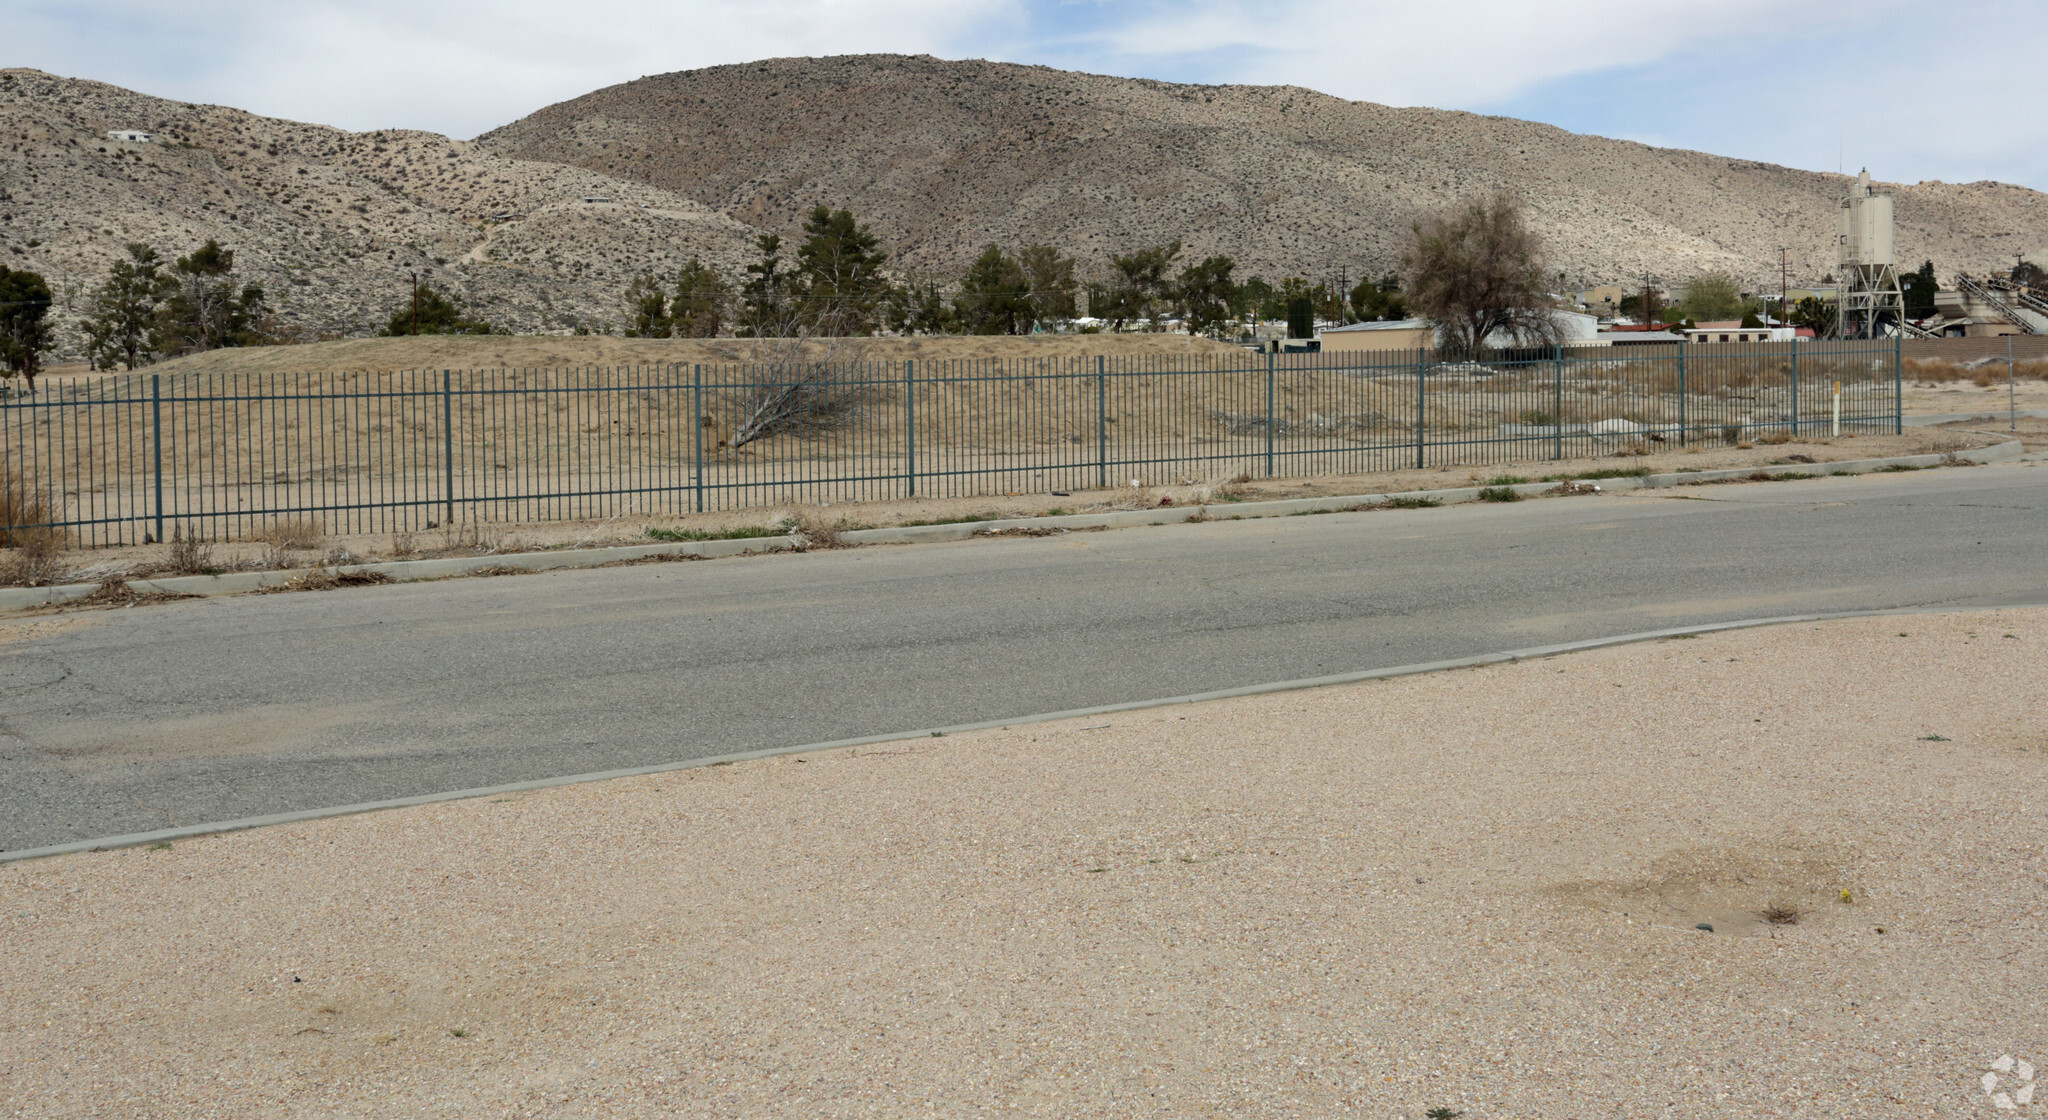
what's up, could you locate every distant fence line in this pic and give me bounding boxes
[4,341,1905,548]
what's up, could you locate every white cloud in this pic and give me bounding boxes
[9,0,2047,187]
[1053,0,1866,106]
[9,0,1019,137]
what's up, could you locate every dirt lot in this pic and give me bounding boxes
[17,425,2000,587]
[2,608,2043,1117]
[38,334,1252,382]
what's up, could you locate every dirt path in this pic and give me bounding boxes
[3,609,2043,1117]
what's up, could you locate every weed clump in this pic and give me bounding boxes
[1476,485,1523,503]
[0,465,65,586]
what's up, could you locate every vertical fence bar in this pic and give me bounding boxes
[1790,344,1801,438]
[440,369,455,526]
[1264,350,1276,477]
[1095,355,1108,490]
[904,359,917,497]
[1676,344,1688,446]
[1894,331,1904,435]
[1552,346,1564,461]
[150,374,165,543]
[692,363,704,514]
[1414,349,1427,470]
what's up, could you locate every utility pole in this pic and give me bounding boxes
[410,271,420,336]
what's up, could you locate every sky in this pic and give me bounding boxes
[10,0,2046,191]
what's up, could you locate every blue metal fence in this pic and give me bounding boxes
[2,339,1905,548]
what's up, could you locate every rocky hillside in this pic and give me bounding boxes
[0,68,757,354]
[479,54,2048,289]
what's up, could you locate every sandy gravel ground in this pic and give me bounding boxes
[4,610,2046,1118]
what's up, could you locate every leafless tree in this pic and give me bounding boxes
[1401,193,1560,358]
[724,304,871,451]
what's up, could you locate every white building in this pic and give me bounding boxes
[107,130,154,143]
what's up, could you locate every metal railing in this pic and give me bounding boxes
[3,340,1905,548]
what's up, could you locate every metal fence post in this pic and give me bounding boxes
[440,369,455,527]
[904,360,917,497]
[1096,355,1108,490]
[692,363,704,513]
[150,373,166,544]
[1677,344,1688,446]
[1414,349,1427,470]
[1552,345,1564,461]
[1264,350,1276,477]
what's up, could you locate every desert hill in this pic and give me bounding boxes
[479,54,2048,288]
[0,68,757,347]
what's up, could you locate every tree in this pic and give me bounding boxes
[884,272,958,335]
[956,245,1033,335]
[2013,258,2047,292]
[1677,272,1746,322]
[379,282,492,336]
[0,266,54,390]
[1240,276,1279,324]
[1175,255,1238,338]
[623,273,671,337]
[738,233,800,337]
[1903,260,1939,318]
[155,241,270,355]
[81,243,173,370]
[672,258,730,338]
[1281,277,1316,340]
[1017,245,1078,326]
[1788,295,1834,334]
[1349,273,1406,322]
[795,206,888,335]
[1105,241,1183,331]
[1401,194,1559,358]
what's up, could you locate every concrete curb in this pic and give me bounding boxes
[1905,407,2048,427]
[7,597,2042,864]
[0,440,2021,614]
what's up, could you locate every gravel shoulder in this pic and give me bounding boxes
[4,609,2045,1118]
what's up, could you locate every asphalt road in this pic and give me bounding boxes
[5,464,2046,852]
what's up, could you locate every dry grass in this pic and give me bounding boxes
[1904,357,2048,385]
[779,509,847,550]
[165,529,214,576]
[0,465,66,586]
[257,517,327,569]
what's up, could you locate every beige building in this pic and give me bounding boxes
[1574,285,1625,315]
[1317,319,1434,352]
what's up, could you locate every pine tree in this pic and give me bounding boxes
[0,265,54,390]
[671,258,730,338]
[81,243,173,370]
[738,234,799,337]
[154,241,270,355]
[378,282,492,336]
[624,273,671,338]
[795,206,888,335]
[955,246,1033,335]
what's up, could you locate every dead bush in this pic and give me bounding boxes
[780,508,846,550]
[1,465,61,549]
[0,466,65,585]
[166,527,214,575]
[257,517,326,568]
